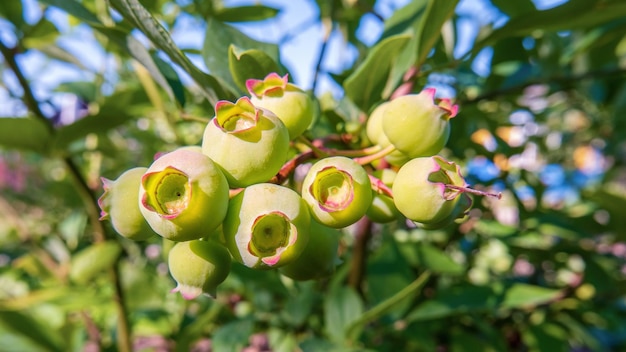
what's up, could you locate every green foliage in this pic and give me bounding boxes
[1,0,626,351]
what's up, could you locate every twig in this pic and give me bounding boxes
[347,217,372,295]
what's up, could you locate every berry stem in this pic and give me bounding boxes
[354,144,397,165]
[270,150,316,184]
[445,184,502,199]
[368,174,393,198]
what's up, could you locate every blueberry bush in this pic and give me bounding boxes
[1,0,626,351]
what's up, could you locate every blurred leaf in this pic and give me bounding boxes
[381,0,427,39]
[38,44,88,70]
[283,282,316,327]
[203,18,280,94]
[324,286,363,343]
[53,88,146,150]
[450,329,498,352]
[0,288,69,311]
[0,311,64,352]
[489,0,535,17]
[523,322,569,352]
[0,0,24,29]
[414,0,459,67]
[38,0,102,27]
[150,52,186,107]
[55,81,97,102]
[415,243,464,275]
[228,46,281,92]
[214,5,280,22]
[0,117,51,153]
[211,318,254,352]
[366,238,414,317]
[344,34,411,111]
[109,0,230,104]
[69,241,121,284]
[407,284,498,322]
[22,18,59,49]
[473,219,518,237]
[476,0,626,53]
[501,283,563,309]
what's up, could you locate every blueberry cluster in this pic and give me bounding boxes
[98,73,486,300]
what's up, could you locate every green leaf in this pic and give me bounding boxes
[150,52,187,107]
[69,241,122,284]
[22,18,60,49]
[211,318,254,352]
[228,46,281,92]
[415,243,464,275]
[0,117,52,153]
[523,322,569,352]
[344,34,411,111]
[38,0,103,27]
[501,283,563,309]
[55,81,98,102]
[0,0,24,30]
[407,284,498,322]
[0,311,64,352]
[214,5,280,22]
[489,0,535,17]
[108,0,231,104]
[381,0,428,39]
[324,286,363,343]
[53,89,144,150]
[414,0,459,67]
[475,0,626,53]
[203,18,280,94]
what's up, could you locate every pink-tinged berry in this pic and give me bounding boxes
[202,97,290,188]
[247,73,314,140]
[279,220,340,281]
[99,167,157,241]
[139,148,229,242]
[382,88,458,158]
[301,156,372,228]
[392,156,470,226]
[223,183,310,269]
[168,239,231,299]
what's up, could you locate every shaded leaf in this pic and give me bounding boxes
[415,243,464,275]
[69,241,121,284]
[228,46,281,92]
[38,0,102,27]
[151,52,187,107]
[214,5,280,22]
[22,18,59,49]
[501,283,563,309]
[414,0,459,67]
[108,0,231,104]
[0,311,64,352]
[489,0,535,17]
[0,117,52,153]
[324,286,363,343]
[212,318,254,352]
[0,0,24,29]
[407,285,498,322]
[344,34,411,111]
[203,18,280,94]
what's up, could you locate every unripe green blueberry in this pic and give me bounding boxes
[247,73,314,140]
[418,192,472,230]
[301,156,372,228]
[99,167,157,241]
[223,183,310,269]
[168,239,232,299]
[392,156,469,225]
[366,169,401,223]
[202,97,290,188]
[139,149,229,242]
[279,220,340,281]
[365,102,410,166]
[382,88,458,158]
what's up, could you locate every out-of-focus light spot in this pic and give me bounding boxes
[545,131,562,150]
[593,209,610,225]
[540,164,565,186]
[496,126,526,147]
[467,156,500,182]
[509,110,534,125]
[471,128,497,152]
[563,109,590,132]
[573,145,606,176]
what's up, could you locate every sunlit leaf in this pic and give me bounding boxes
[501,283,563,309]
[228,46,281,92]
[214,5,280,22]
[0,117,52,153]
[69,241,122,284]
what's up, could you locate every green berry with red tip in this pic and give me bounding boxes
[279,220,340,281]
[168,239,232,299]
[382,88,458,158]
[366,169,401,223]
[392,156,469,225]
[202,96,290,188]
[223,183,310,269]
[139,148,229,242]
[247,73,314,140]
[301,156,372,228]
[98,167,157,241]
